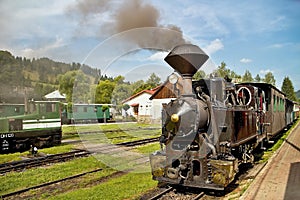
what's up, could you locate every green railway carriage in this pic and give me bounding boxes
[61,103,112,124]
[0,103,25,117]
[0,101,62,153]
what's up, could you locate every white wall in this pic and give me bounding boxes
[123,92,174,121]
[124,93,152,117]
[151,98,173,119]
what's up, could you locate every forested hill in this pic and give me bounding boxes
[0,50,99,103]
[296,90,300,100]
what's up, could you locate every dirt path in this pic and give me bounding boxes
[241,122,300,200]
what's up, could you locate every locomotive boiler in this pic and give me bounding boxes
[150,44,270,190]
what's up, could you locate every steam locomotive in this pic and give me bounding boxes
[150,44,298,190]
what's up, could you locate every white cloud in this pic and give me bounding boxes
[147,51,168,61]
[146,39,224,61]
[19,36,66,59]
[260,69,274,74]
[267,42,293,49]
[240,58,252,63]
[203,38,224,55]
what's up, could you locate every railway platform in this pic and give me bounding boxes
[241,121,300,200]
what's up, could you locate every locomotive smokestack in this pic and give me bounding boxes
[164,44,209,95]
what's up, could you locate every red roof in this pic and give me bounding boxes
[122,86,160,104]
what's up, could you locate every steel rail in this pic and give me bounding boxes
[0,150,90,174]
[148,187,174,200]
[1,168,103,198]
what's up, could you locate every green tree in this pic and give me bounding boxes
[193,70,206,80]
[214,61,230,78]
[114,75,125,84]
[58,70,90,102]
[263,72,276,86]
[131,74,161,94]
[58,71,77,102]
[95,80,115,104]
[230,71,241,80]
[254,74,261,82]
[242,70,253,82]
[72,71,91,103]
[112,83,132,106]
[281,76,297,101]
[146,73,161,88]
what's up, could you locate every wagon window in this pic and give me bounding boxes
[280,98,283,111]
[83,107,88,112]
[46,104,53,112]
[14,107,20,113]
[273,95,276,112]
[277,96,280,112]
[40,104,45,113]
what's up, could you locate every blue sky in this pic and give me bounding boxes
[1,0,300,90]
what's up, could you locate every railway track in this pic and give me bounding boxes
[76,136,159,153]
[65,127,160,135]
[147,186,205,200]
[1,137,158,174]
[1,168,104,199]
[0,149,90,174]
[116,137,159,147]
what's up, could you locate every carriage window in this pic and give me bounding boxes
[46,104,53,112]
[40,104,45,112]
[14,107,20,113]
[281,98,285,112]
[277,96,280,112]
[83,107,87,112]
[273,95,276,112]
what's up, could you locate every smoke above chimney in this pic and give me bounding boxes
[66,0,188,50]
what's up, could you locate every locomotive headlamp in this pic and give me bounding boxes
[168,73,178,84]
[171,114,179,122]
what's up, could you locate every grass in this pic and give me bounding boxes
[0,156,106,196]
[62,123,160,135]
[21,168,118,199]
[77,127,160,144]
[0,144,74,164]
[62,123,161,143]
[0,151,27,164]
[48,172,157,200]
[37,144,74,154]
[133,143,161,154]
[1,123,160,164]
